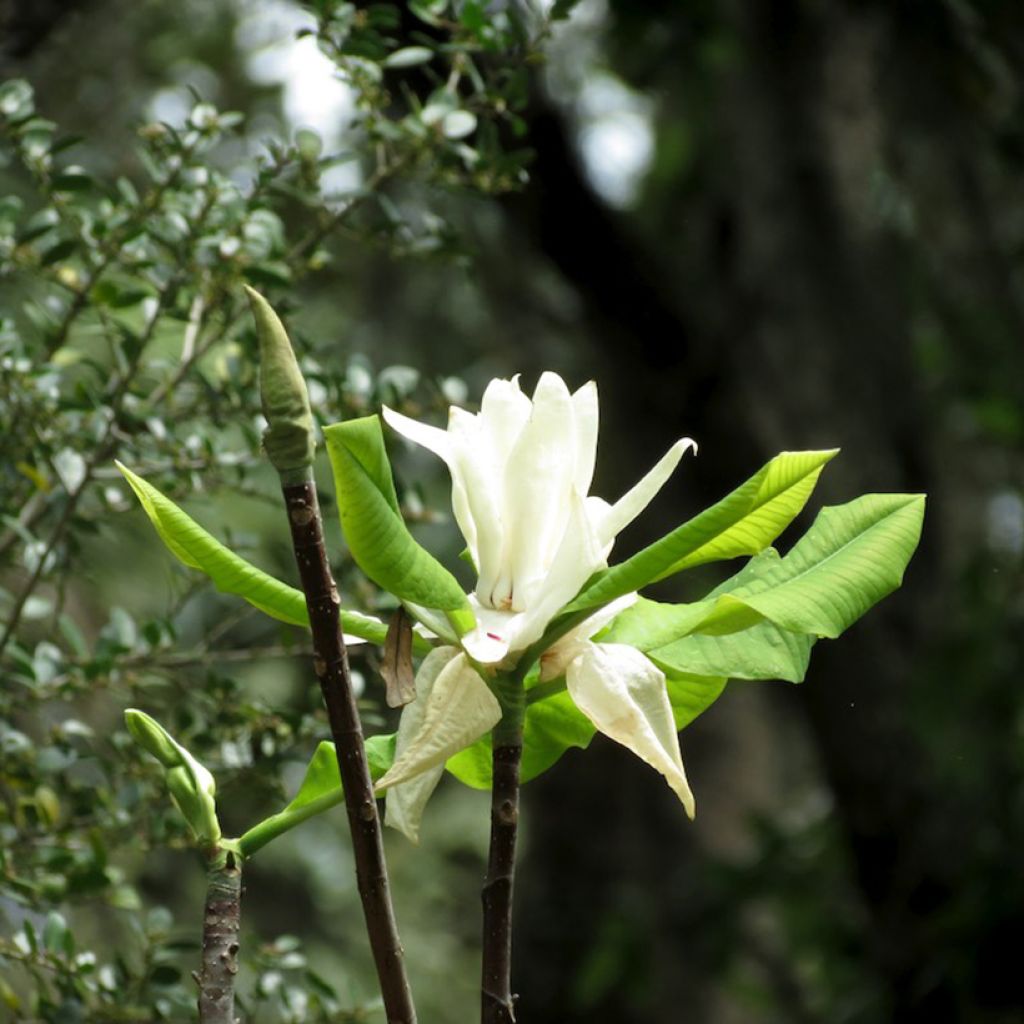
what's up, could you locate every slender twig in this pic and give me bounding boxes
[481,685,525,1024]
[280,477,416,1023]
[197,849,243,1024]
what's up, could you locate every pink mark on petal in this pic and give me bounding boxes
[486,632,503,641]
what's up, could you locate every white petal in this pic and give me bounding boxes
[571,381,599,496]
[480,375,531,470]
[460,600,520,664]
[383,404,480,568]
[596,437,697,547]
[384,647,459,843]
[539,592,638,682]
[509,488,608,652]
[375,653,501,791]
[382,405,453,463]
[502,372,578,609]
[566,642,695,817]
[449,408,506,605]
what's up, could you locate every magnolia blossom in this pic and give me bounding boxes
[377,373,697,839]
[383,372,694,664]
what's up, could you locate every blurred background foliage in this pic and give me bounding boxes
[0,0,1021,1022]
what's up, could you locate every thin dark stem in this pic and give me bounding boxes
[481,726,523,1024]
[197,850,242,1024]
[280,477,416,1024]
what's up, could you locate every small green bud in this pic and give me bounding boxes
[244,286,315,482]
[124,709,221,845]
[124,709,181,768]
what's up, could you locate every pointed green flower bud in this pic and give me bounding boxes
[124,708,181,768]
[244,286,315,484]
[124,709,221,846]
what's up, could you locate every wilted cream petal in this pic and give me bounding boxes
[566,642,695,817]
[376,653,501,791]
[384,647,459,843]
[596,438,697,547]
[571,381,599,496]
[501,372,576,609]
[539,593,638,682]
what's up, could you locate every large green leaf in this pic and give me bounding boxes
[687,493,925,638]
[117,462,395,645]
[602,551,815,682]
[562,449,838,616]
[238,734,396,857]
[654,627,812,684]
[324,416,474,635]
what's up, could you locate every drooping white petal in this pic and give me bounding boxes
[539,593,638,682]
[571,381,599,496]
[383,404,480,568]
[375,653,501,791]
[449,407,506,605]
[384,647,460,843]
[595,437,697,547]
[382,405,454,463]
[566,642,695,817]
[501,372,577,610]
[508,488,608,653]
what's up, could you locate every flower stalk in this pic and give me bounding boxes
[248,287,416,1024]
[481,678,525,1024]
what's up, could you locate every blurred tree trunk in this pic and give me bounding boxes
[505,1,1024,1021]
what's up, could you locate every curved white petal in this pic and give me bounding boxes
[384,647,459,843]
[375,653,501,791]
[571,381,599,496]
[382,405,453,463]
[539,593,638,682]
[501,372,576,609]
[448,407,505,600]
[596,437,697,547]
[480,375,531,470]
[510,488,608,652]
[566,642,695,818]
[383,404,480,567]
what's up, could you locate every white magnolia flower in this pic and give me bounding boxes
[377,374,697,839]
[383,371,695,664]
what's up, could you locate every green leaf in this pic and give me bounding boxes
[563,449,838,616]
[655,626,812,684]
[602,551,815,682]
[324,416,474,635]
[446,690,595,789]
[237,734,395,857]
[117,462,396,645]
[666,673,728,729]
[686,493,926,639]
